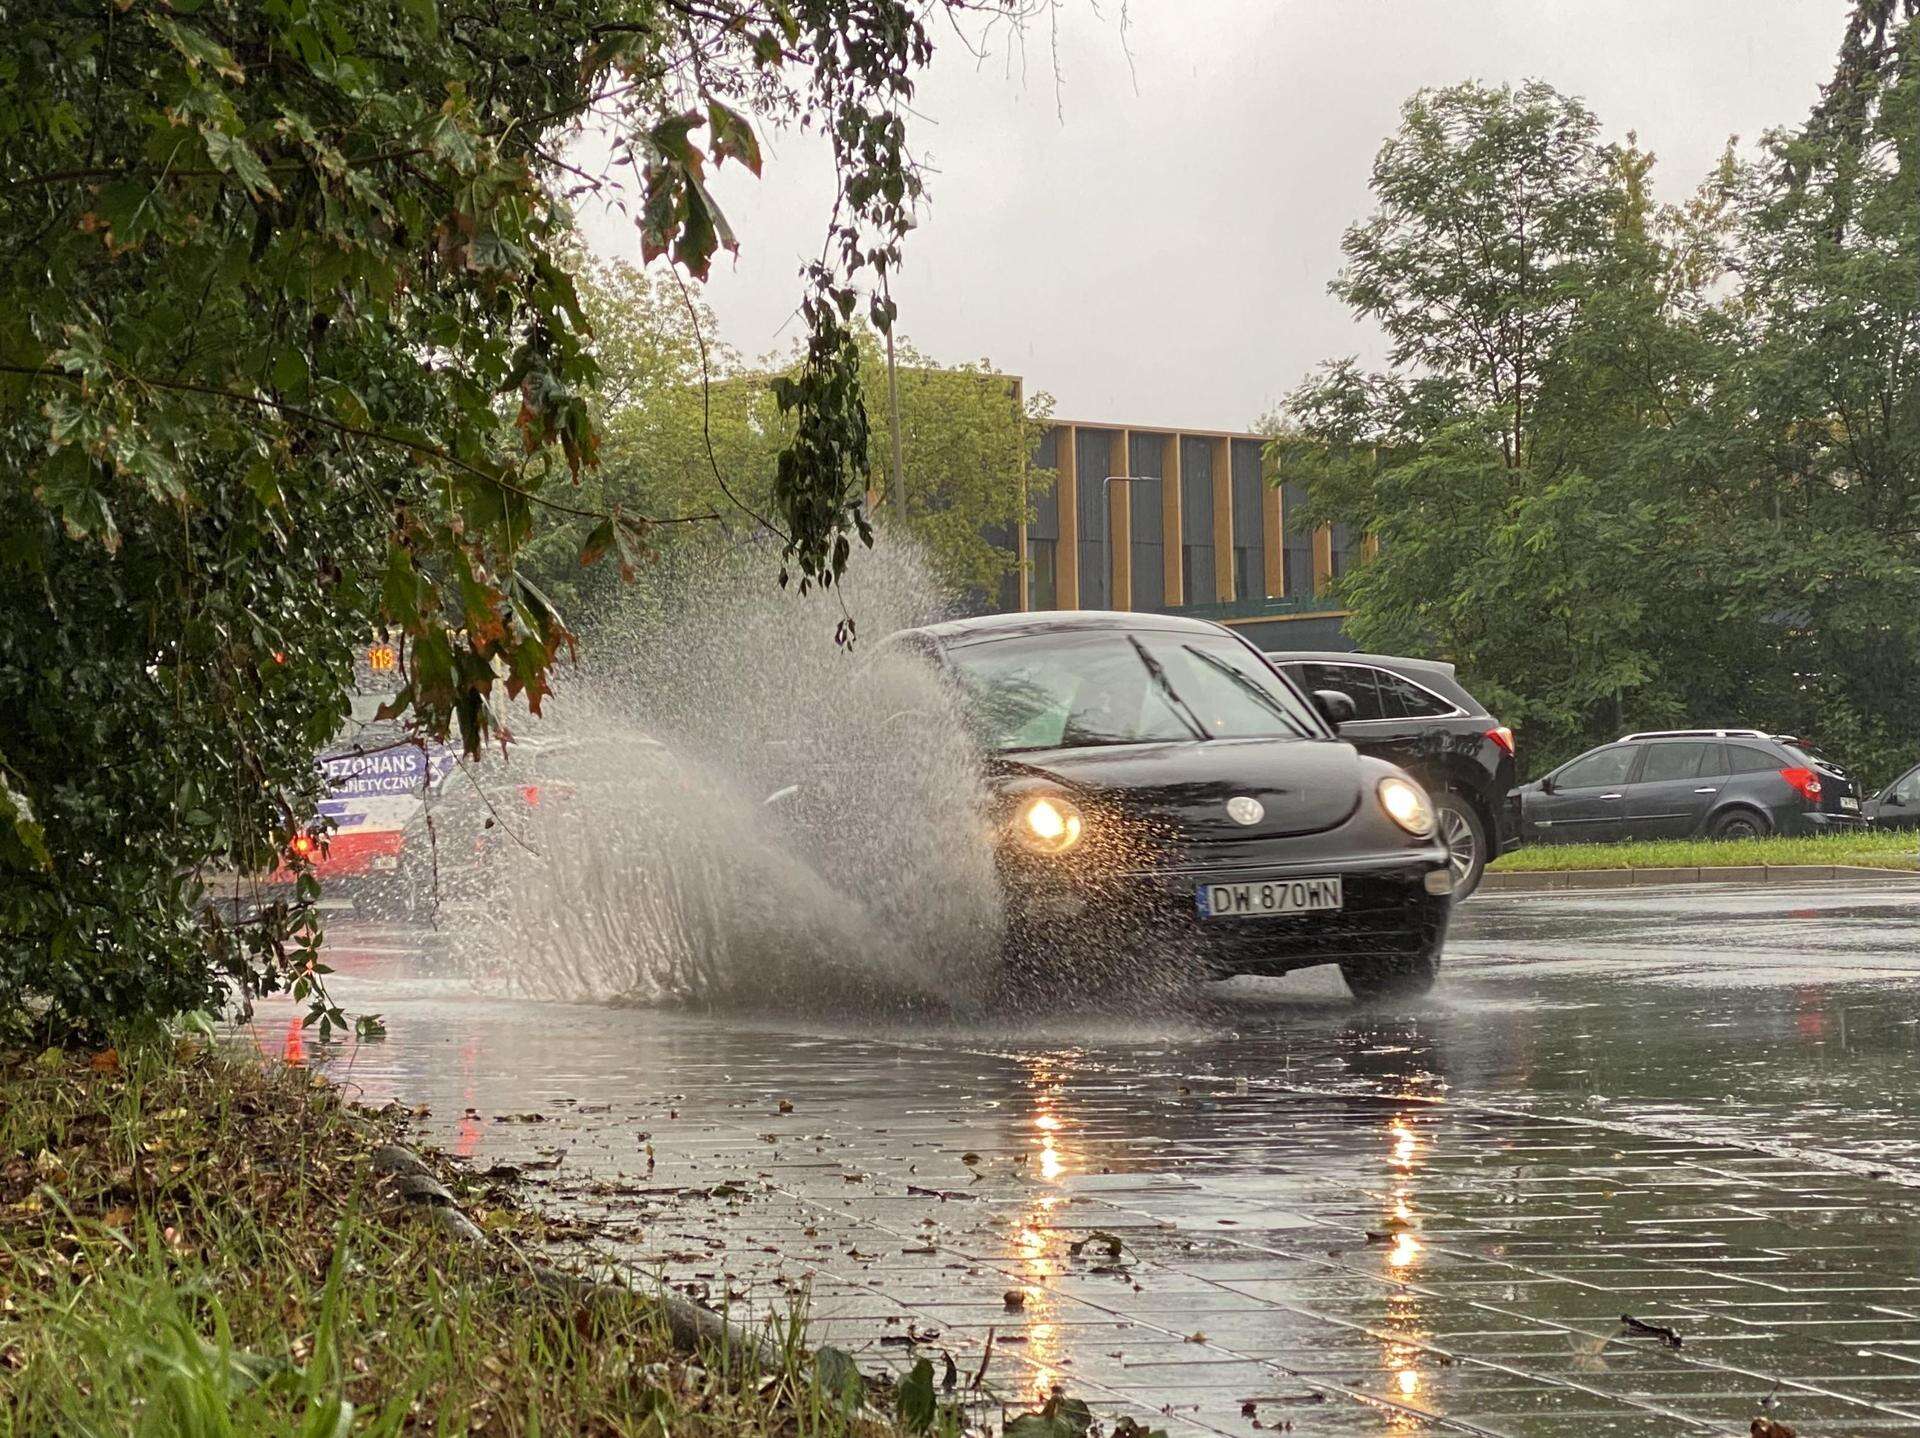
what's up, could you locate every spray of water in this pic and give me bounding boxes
[429,541,1007,1014]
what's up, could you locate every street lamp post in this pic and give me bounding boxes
[1100,474,1162,611]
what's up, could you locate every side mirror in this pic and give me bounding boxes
[1311,689,1357,727]
[1539,776,1556,795]
[1887,791,1907,808]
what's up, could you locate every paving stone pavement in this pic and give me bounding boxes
[269,884,1920,1437]
[476,1044,1920,1438]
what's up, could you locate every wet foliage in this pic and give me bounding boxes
[0,0,1019,1041]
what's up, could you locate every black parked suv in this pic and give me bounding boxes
[1267,651,1517,898]
[1515,729,1862,845]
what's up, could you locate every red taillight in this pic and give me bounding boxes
[1486,726,1514,756]
[1780,766,1821,802]
[290,834,316,858]
[519,784,540,807]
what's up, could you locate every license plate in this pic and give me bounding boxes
[1198,877,1343,919]
[370,856,399,871]
[1841,797,1860,812]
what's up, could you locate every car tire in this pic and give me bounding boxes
[1433,794,1488,900]
[1340,949,1440,1003]
[1708,807,1770,841]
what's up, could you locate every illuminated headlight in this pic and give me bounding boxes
[1016,795,1084,855]
[1378,776,1435,836]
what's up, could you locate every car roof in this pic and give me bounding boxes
[1618,729,1785,743]
[1264,649,1458,681]
[898,609,1235,649]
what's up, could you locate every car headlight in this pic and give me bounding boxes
[1378,776,1435,836]
[1015,794,1084,854]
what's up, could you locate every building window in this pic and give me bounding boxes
[1230,439,1266,599]
[1127,442,1165,611]
[1027,539,1057,611]
[1233,546,1260,604]
[1179,436,1215,605]
[1282,480,1313,597]
[1182,547,1208,605]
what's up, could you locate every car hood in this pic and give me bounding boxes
[991,737,1363,841]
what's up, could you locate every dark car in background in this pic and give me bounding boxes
[1515,729,1862,845]
[1265,651,1516,898]
[870,613,1455,1000]
[1864,760,1920,831]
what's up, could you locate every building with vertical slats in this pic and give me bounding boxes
[1008,419,1363,651]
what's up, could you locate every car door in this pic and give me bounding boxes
[1870,763,1920,831]
[1360,666,1464,775]
[1282,662,1452,773]
[1622,740,1720,839]
[1529,743,1640,844]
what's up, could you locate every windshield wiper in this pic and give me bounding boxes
[1180,644,1315,739]
[1128,636,1210,741]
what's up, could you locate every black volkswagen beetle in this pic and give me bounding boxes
[883,610,1454,1000]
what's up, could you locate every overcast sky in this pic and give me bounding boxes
[578,1,1850,433]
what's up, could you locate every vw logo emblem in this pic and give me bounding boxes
[1226,795,1264,826]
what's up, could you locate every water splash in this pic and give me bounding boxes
[429,542,1007,1013]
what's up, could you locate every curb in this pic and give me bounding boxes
[1481,864,1918,894]
[370,1142,784,1370]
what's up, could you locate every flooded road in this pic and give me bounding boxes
[258,881,1920,1436]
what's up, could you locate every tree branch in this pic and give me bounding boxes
[0,362,723,528]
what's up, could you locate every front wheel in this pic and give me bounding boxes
[1340,949,1440,1002]
[1433,794,1488,900]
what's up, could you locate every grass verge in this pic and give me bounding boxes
[1489,829,1920,874]
[0,1039,989,1437]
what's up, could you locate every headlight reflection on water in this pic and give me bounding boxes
[1009,1055,1086,1403]
[1379,1112,1435,1427]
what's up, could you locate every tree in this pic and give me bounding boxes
[517,259,1051,618]
[1275,82,1721,765]
[862,334,1054,602]
[1722,6,1920,775]
[1280,29,1920,784]
[0,0,1002,1040]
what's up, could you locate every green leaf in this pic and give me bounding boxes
[1004,1393,1095,1438]
[707,101,762,176]
[648,111,704,168]
[425,97,479,173]
[578,518,616,569]
[271,345,306,390]
[0,768,51,873]
[674,173,737,280]
[150,16,245,82]
[397,0,439,36]
[814,1346,862,1402]
[202,127,279,198]
[896,1358,936,1433]
[34,446,120,554]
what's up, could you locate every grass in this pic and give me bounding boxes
[0,1039,991,1438]
[1489,828,1920,874]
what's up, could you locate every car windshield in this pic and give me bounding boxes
[945,629,1322,752]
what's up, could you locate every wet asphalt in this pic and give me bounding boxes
[260,880,1920,1436]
